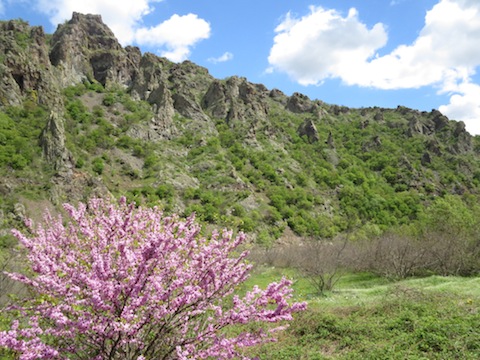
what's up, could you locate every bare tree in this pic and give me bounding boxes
[296,236,349,295]
[368,232,429,279]
[422,230,480,276]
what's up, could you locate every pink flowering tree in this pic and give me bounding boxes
[0,197,306,359]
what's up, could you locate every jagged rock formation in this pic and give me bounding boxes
[129,53,175,138]
[1,13,479,242]
[202,80,229,118]
[202,76,269,125]
[40,110,72,173]
[404,108,472,154]
[297,118,320,143]
[286,92,313,113]
[1,12,473,165]
[50,12,136,87]
[0,19,59,107]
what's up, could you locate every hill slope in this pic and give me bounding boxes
[1,13,480,246]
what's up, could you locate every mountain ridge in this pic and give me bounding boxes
[0,13,479,245]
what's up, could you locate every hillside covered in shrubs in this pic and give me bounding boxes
[0,13,480,270]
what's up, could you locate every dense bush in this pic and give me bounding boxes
[0,197,306,359]
[0,104,46,170]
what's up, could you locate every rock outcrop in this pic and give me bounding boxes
[202,76,269,126]
[40,110,73,172]
[129,53,175,137]
[286,92,313,113]
[49,12,137,87]
[297,118,320,143]
[0,19,59,107]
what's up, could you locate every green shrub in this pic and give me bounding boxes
[92,157,104,175]
[155,184,175,200]
[102,93,116,106]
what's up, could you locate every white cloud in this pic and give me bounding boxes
[268,0,480,134]
[135,14,211,62]
[207,52,233,64]
[440,81,480,134]
[268,6,387,86]
[268,1,480,89]
[33,0,210,62]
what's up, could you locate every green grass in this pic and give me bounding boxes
[241,268,480,359]
[1,265,479,359]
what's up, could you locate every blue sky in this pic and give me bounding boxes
[2,0,480,135]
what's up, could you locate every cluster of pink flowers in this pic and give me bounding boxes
[0,197,306,359]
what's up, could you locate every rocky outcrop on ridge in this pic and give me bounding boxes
[49,12,136,87]
[0,12,475,190]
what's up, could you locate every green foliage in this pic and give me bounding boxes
[245,270,480,359]
[183,188,224,223]
[0,234,16,249]
[0,102,46,170]
[86,81,105,93]
[155,184,175,200]
[102,93,116,106]
[423,194,478,236]
[63,83,88,99]
[66,99,91,123]
[3,80,480,247]
[91,157,104,175]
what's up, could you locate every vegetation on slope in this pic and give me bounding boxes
[1,80,480,247]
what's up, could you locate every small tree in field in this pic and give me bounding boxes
[0,197,306,359]
[296,238,348,296]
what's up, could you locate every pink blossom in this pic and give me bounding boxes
[0,197,306,359]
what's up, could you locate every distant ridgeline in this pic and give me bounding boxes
[0,13,480,246]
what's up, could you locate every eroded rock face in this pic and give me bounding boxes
[130,53,168,101]
[0,19,71,173]
[407,116,428,136]
[202,76,269,126]
[173,92,209,122]
[451,121,472,154]
[298,118,320,143]
[0,19,59,107]
[269,88,288,105]
[286,92,313,113]
[431,109,449,131]
[40,110,73,173]
[202,80,228,118]
[49,12,137,87]
[129,53,175,136]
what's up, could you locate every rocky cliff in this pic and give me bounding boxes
[1,13,473,155]
[0,13,478,243]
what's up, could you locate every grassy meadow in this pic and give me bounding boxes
[242,267,480,359]
[1,261,478,359]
